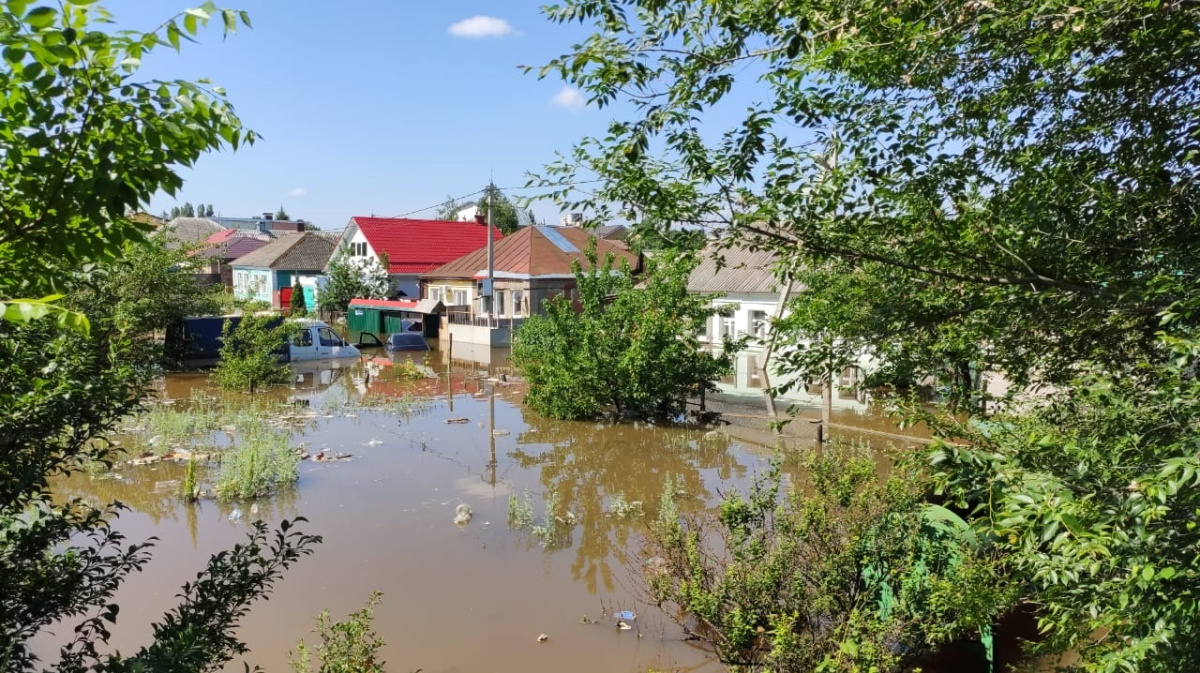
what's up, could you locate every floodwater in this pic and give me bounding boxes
[44,345,1011,673]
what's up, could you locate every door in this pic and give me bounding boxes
[317,326,345,358]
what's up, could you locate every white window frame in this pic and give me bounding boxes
[453,288,469,306]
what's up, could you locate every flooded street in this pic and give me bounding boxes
[45,346,1002,673]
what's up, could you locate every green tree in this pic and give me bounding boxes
[70,232,222,366]
[475,184,522,235]
[317,248,390,315]
[513,247,736,420]
[434,195,462,221]
[0,4,322,671]
[534,0,1200,669]
[275,205,290,221]
[289,278,308,316]
[212,313,291,393]
[205,203,215,217]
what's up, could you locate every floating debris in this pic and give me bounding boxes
[445,418,469,424]
[614,610,636,621]
[453,503,473,525]
[617,621,632,631]
[228,509,242,522]
[537,633,549,643]
[491,429,510,437]
[366,438,383,446]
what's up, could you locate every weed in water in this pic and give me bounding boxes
[507,488,535,528]
[289,591,389,673]
[607,492,645,519]
[182,456,198,502]
[215,424,299,500]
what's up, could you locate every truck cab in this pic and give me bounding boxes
[289,319,361,361]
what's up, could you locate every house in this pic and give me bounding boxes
[689,245,792,349]
[192,229,271,288]
[230,232,337,308]
[333,217,502,299]
[421,225,639,346]
[688,243,875,409]
[162,216,224,250]
[213,213,311,235]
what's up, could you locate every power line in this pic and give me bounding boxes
[386,180,607,220]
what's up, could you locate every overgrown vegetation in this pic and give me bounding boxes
[290,279,308,316]
[215,422,300,500]
[534,0,1200,669]
[289,592,389,673]
[0,4,322,671]
[212,313,292,392]
[513,247,737,420]
[643,450,1012,672]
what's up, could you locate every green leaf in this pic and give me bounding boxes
[24,6,56,29]
[183,7,209,20]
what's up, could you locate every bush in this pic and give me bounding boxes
[212,313,292,392]
[641,449,1013,672]
[289,592,388,673]
[512,247,737,420]
[290,279,308,316]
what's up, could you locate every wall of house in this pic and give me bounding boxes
[423,279,475,309]
[276,271,323,308]
[698,293,780,349]
[232,267,272,304]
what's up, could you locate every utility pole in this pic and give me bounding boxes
[485,183,495,322]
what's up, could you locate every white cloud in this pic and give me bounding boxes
[551,86,586,112]
[286,187,308,197]
[448,16,515,38]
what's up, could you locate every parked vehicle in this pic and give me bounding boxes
[288,319,361,360]
[167,315,360,368]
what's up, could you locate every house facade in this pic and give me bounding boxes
[230,232,337,308]
[421,225,639,346]
[332,217,501,299]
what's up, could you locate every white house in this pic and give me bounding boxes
[331,217,502,299]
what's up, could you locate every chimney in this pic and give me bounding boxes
[475,212,487,225]
[263,212,273,220]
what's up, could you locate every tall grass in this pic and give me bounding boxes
[215,422,300,500]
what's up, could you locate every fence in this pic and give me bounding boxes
[446,310,526,331]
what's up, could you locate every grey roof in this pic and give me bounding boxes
[163,217,223,248]
[595,224,628,240]
[231,233,336,271]
[687,245,788,296]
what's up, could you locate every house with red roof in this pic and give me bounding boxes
[331,217,502,300]
[421,225,639,346]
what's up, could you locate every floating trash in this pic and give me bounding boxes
[614,610,636,621]
[228,509,242,522]
[445,418,469,424]
[617,621,632,630]
[537,633,549,643]
[453,503,473,525]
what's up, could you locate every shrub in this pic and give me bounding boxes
[289,592,388,673]
[641,449,1014,672]
[290,279,308,316]
[512,247,738,420]
[212,313,291,392]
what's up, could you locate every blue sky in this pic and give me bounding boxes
[104,1,620,229]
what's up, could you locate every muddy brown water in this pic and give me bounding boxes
[43,347,1021,672]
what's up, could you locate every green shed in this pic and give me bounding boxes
[346,298,443,345]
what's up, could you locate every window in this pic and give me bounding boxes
[513,289,525,316]
[721,316,736,338]
[453,289,469,306]
[495,290,506,316]
[428,286,443,302]
[749,310,769,340]
[350,241,368,257]
[318,328,344,347]
[291,328,312,347]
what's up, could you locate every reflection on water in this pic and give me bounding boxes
[43,353,997,673]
